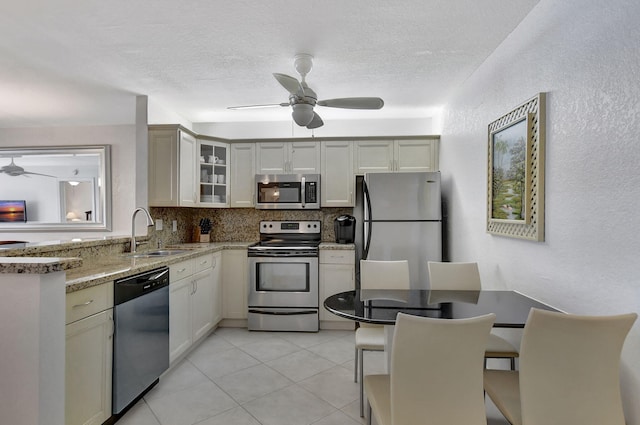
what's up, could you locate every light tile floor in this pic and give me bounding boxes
[117,327,510,425]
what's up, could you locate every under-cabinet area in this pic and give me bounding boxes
[319,249,355,328]
[2,235,354,425]
[58,245,249,425]
[65,282,114,425]
[148,125,439,209]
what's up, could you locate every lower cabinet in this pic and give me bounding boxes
[222,248,248,320]
[169,252,221,364]
[65,283,114,425]
[319,249,355,328]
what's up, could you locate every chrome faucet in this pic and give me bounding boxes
[131,207,155,253]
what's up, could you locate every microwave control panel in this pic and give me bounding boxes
[306,181,318,202]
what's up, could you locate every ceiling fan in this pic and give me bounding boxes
[0,157,57,178]
[228,54,384,129]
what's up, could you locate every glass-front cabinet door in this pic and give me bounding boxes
[197,139,229,207]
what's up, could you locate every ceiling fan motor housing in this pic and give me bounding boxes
[294,54,313,79]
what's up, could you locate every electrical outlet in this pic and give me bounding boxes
[172,220,177,232]
[155,219,163,231]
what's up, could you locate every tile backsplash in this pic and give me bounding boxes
[149,207,353,246]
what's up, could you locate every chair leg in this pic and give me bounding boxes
[354,347,358,382]
[359,349,365,417]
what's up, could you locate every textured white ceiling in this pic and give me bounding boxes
[0,0,540,128]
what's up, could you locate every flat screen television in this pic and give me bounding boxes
[0,200,27,223]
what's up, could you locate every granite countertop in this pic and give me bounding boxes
[1,240,351,293]
[0,257,83,274]
[64,242,254,293]
[319,243,355,250]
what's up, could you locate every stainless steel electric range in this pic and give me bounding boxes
[247,220,320,332]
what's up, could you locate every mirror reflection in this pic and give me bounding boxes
[0,145,111,231]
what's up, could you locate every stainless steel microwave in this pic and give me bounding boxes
[255,174,320,210]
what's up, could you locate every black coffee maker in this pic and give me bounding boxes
[334,215,356,244]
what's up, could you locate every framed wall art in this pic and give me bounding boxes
[487,93,545,241]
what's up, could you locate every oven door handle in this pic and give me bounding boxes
[248,253,318,258]
[301,176,306,208]
[249,309,317,316]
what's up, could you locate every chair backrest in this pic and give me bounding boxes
[427,261,481,290]
[390,312,495,425]
[520,308,637,425]
[360,260,410,290]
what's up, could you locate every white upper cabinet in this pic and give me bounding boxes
[149,128,197,207]
[354,139,439,174]
[354,140,394,173]
[321,140,354,207]
[229,143,256,208]
[197,139,229,207]
[256,141,320,174]
[395,139,439,172]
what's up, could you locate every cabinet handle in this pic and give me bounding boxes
[200,259,209,265]
[212,257,217,268]
[178,268,187,273]
[72,300,94,308]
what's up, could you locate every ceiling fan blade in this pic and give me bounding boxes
[306,112,324,129]
[227,103,288,110]
[22,171,57,178]
[273,73,303,95]
[317,97,384,109]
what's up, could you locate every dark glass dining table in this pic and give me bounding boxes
[323,289,560,328]
[324,289,559,370]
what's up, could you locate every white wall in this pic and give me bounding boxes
[148,98,193,130]
[194,117,436,139]
[0,124,137,241]
[440,0,640,421]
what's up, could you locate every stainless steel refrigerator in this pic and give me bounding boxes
[354,172,442,289]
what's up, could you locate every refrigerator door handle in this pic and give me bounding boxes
[363,179,372,260]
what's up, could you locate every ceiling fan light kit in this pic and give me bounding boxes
[228,54,384,129]
[291,103,314,126]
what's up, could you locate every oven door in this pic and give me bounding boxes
[248,255,319,308]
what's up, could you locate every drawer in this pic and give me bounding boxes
[320,250,355,265]
[170,258,195,282]
[194,253,215,273]
[66,281,114,324]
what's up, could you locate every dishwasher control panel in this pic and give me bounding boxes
[114,267,169,305]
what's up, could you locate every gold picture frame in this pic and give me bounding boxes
[487,93,545,241]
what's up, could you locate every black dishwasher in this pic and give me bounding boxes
[113,267,170,414]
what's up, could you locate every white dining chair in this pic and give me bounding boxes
[355,259,410,417]
[364,312,496,425]
[428,261,519,369]
[484,308,637,425]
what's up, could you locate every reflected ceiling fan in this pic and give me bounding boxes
[0,157,57,178]
[228,54,384,129]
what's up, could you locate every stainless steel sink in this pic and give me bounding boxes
[125,249,190,258]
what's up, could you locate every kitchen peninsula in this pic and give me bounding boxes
[0,235,352,425]
[0,256,81,425]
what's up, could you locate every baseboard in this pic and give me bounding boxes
[219,318,248,328]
